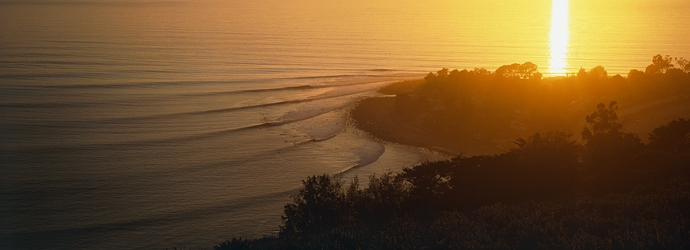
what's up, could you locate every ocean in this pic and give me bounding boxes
[1,0,689,248]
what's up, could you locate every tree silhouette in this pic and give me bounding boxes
[495,62,540,79]
[581,101,643,167]
[280,175,346,237]
[648,118,690,152]
[645,54,674,74]
[401,160,452,212]
[582,101,622,141]
[588,65,607,78]
[628,69,645,79]
[675,57,690,73]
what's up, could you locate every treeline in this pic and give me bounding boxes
[392,54,690,146]
[215,103,690,249]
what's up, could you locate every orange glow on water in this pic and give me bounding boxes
[548,0,569,75]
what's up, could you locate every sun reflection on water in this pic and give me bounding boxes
[548,0,569,76]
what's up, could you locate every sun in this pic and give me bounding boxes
[548,0,570,76]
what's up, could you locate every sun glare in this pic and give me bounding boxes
[548,0,569,76]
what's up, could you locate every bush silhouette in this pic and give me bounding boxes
[648,118,690,152]
[280,175,347,238]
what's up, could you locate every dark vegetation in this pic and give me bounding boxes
[216,55,690,249]
[389,55,690,151]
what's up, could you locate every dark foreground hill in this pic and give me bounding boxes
[214,56,690,249]
[215,101,690,250]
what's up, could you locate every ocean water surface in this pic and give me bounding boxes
[1,0,689,248]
